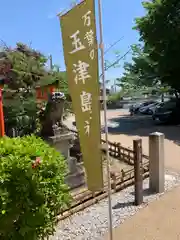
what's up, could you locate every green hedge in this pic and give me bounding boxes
[0,135,71,240]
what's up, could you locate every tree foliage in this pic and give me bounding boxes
[0,42,68,92]
[0,42,68,136]
[118,44,158,89]
[135,0,180,91]
[115,44,157,97]
[118,0,180,96]
[0,42,47,90]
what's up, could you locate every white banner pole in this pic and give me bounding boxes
[97,0,113,239]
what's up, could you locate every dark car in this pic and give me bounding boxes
[152,99,180,124]
[139,102,160,115]
[129,100,156,115]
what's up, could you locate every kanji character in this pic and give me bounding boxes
[89,49,95,60]
[69,30,85,54]
[84,120,90,136]
[80,91,92,112]
[73,60,91,84]
[84,29,94,46]
[82,11,91,26]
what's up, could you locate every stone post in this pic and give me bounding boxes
[149,132,165,193]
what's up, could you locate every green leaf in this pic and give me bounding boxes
[1,210,6,214]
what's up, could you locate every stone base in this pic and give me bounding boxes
[65,158,85,189]
[47,132,85,189]
[65,171,85,189]
[48,132,74,159]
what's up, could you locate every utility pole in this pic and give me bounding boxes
[114,79,116,93]
[49,54,53,70]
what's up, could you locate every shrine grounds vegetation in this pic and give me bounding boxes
[0,135,71,240]
[0,42,70,137]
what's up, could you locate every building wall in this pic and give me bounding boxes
[36,86,55,100]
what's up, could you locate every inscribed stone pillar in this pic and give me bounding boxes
[149,132,165,193]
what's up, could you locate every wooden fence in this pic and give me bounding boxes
[69,128,149,166]
[58,160,150,221]
[56,128,150,219]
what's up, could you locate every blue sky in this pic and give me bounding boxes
[0,0,145,86]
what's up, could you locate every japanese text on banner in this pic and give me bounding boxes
[60,0,103,191]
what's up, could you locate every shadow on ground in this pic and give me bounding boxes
[130,188,155,197]
[105,114,180,146]
[112,189,156,209]
[112,201,134,209]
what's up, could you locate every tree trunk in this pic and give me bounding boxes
[161,93,164,102]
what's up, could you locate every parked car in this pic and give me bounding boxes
[139,102,161,115]
[129,100,156,115]
[129,103,141,115]
[148,102,164,115]
[152,99,180,124]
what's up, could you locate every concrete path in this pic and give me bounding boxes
[105,185,180,240]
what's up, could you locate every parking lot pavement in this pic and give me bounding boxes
[65,109,180,172]
[103,110,180,173]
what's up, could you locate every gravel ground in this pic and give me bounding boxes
[50,171,180,240]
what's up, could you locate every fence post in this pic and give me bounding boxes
[110,171,116,192]
[133,139,143,206]
[149,132,165,193]
[117,143,121,159]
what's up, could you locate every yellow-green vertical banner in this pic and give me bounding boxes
[60,0,103,191]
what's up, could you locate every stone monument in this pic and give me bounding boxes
[40,92,85,189]
[149,132,165,193]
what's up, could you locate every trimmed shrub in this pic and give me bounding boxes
[0,135,71,240]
